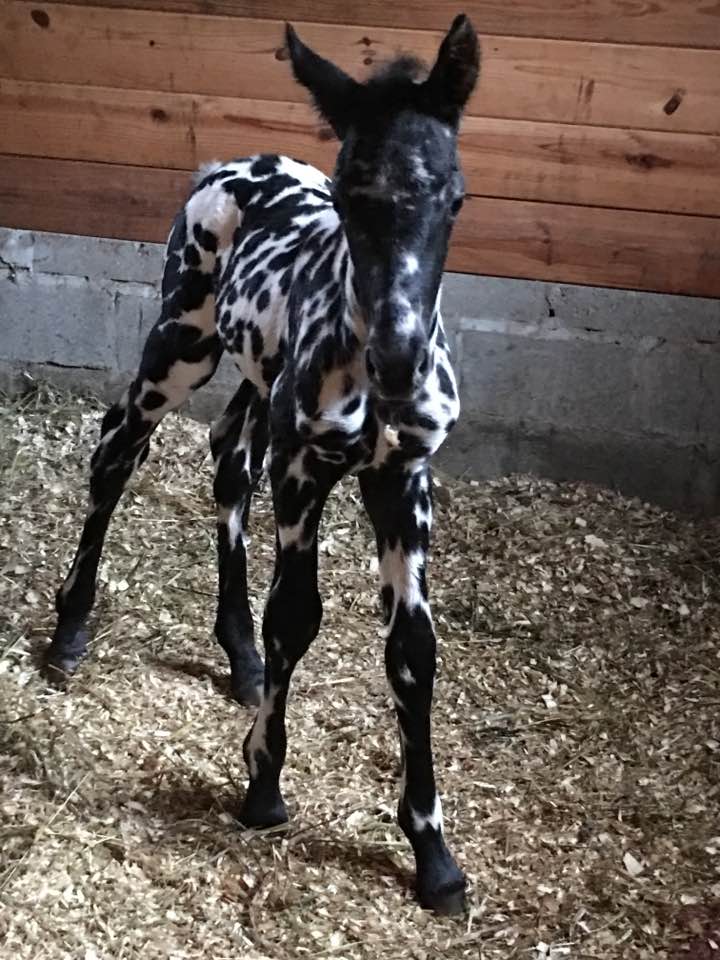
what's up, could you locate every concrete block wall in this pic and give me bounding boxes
[1,227,718,513]
[442,276,720,513]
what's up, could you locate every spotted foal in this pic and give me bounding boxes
[47,15,479,913]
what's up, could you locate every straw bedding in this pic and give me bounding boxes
[1,386,718,959]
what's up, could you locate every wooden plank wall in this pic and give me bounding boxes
[0,1,719,296]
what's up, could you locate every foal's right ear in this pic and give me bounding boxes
[285,24,361,139]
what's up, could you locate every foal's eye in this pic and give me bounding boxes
[450,197,464,217]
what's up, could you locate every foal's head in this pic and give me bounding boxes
[287,16,479,402]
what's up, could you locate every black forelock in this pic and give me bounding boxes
[355,55,458,126]
[366,55,429,89]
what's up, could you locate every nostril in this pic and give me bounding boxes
[417,347,430,377]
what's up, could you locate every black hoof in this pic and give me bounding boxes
[45,617,89,681]
[230,673,263,707]
[224,641,264,706]
[415,847,467,916]
[43,641,87,686]
[418,877,467,916]
[44,652,79,674]
[238,792,289,831]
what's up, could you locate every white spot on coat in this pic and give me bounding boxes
[404,253,419,276]
[410,794,444,834]
[398,664,416,685]
[246,682,281,779]
[379,542,430,632]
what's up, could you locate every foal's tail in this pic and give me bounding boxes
[191,159,225,188]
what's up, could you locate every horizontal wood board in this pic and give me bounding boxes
[3,79,720,217]
[2,155,719,296]
[38,0,720,48]
[2,3,720,134]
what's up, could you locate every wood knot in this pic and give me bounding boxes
[625,152,672,171]
[30,9,50,27]
[275,46,289,61]
[150,107,169,123]
[663,89,685,115]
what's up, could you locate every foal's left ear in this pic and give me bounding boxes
[425,14,480,117]
[285,24,362,139]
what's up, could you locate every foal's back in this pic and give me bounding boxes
[172,155,340,398]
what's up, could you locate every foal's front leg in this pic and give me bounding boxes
[359,461,466,915]
[239,446,337,828]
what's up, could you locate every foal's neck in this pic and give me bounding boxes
[334,228,367,347]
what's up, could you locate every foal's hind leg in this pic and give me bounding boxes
[359,461,466,915]
[47,211,222,679]
[210,381,269,706]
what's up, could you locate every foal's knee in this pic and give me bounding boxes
[263,576,323,670]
